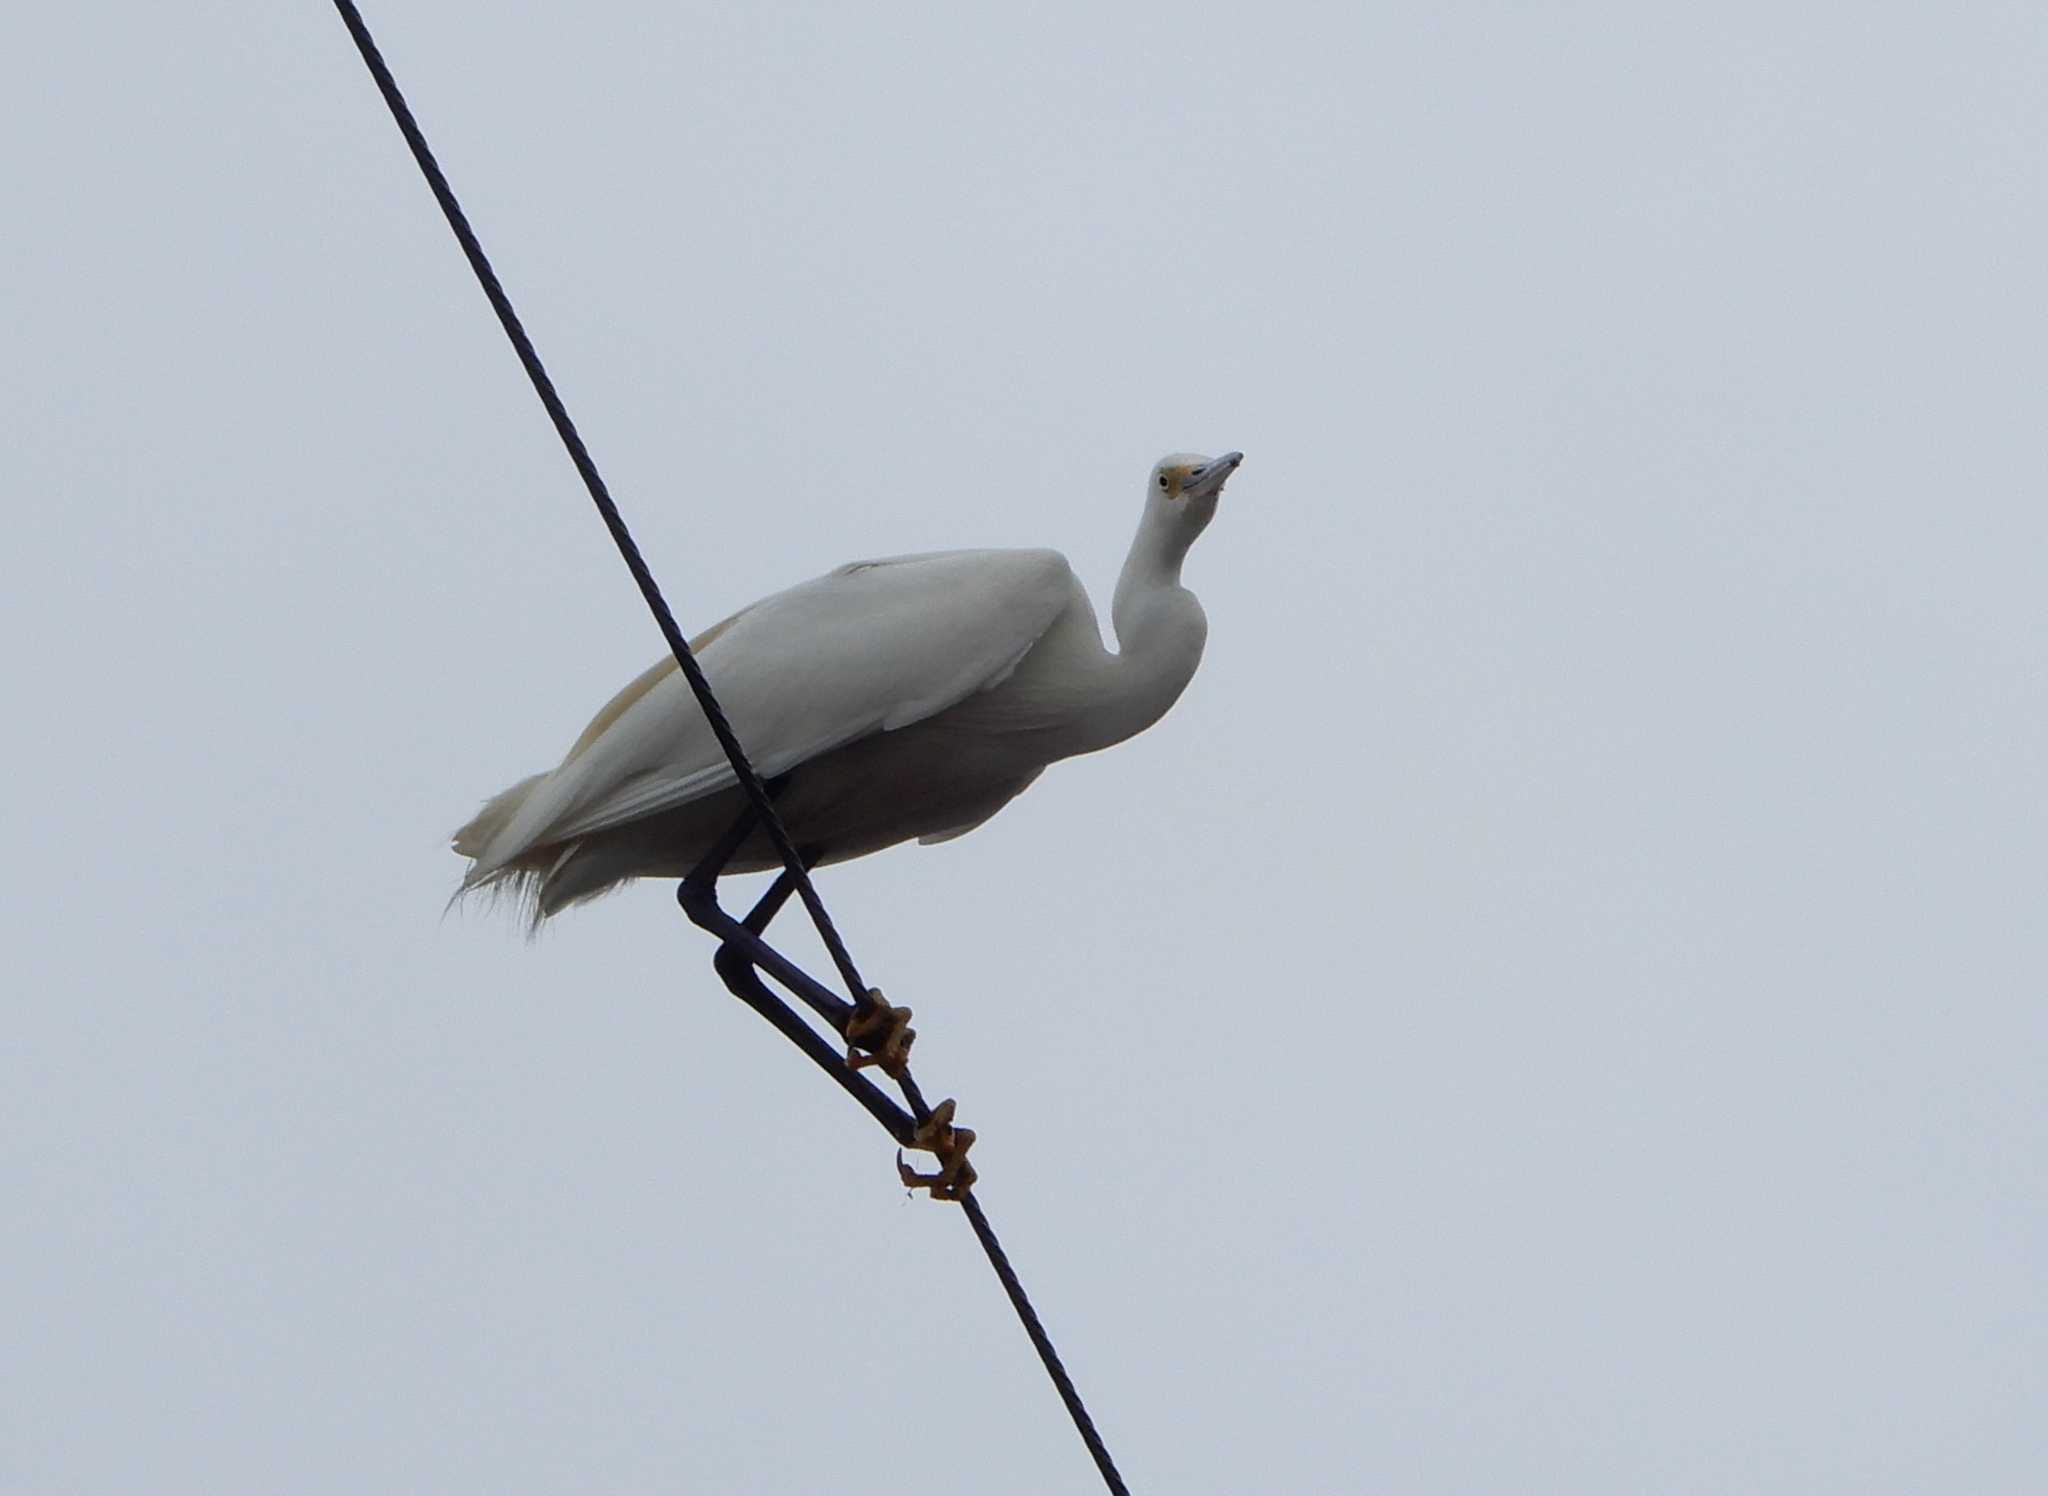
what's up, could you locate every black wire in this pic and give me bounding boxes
[964,1193,1130,1496]
[329,5,1130,1491]
[328,0,868,1006]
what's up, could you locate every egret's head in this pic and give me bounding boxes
[1148,451,1243,538]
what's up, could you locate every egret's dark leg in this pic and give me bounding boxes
[676,804,863,1033]
[678,804,762,904]
[709,940,917,1148]
[675,788,921,1115]
[741,863,805,935]
[678,771,803,900]
[691,875,949,1184]
[683,888,859,1031]
[749,845,916,1075]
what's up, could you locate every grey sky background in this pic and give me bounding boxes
[5,2,2043,1491]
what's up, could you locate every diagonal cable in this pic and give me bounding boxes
[329,0,868,1005]
[329,5,1130,1491]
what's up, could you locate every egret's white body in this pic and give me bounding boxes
[454,452,1242,922]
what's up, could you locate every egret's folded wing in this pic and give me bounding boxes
[471,548,1074,873]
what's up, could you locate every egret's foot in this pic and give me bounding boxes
[897,1098,977,1201]
[845,989,915,1079]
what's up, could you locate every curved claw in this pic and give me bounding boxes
[845,989,916,1079]
[897,1097,977,1201]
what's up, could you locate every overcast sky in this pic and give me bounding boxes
[4,2,2044,1491]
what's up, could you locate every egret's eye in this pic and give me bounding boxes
[1157,474,1168,490]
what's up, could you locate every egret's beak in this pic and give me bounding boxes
[1184,451,1244,499]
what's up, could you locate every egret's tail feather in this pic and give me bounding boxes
[450,830,640,932]
[530,841,642,920]
[450,772,562,931]
[446,860,547,929]
[450,766,750,930]
[451,772,547,860]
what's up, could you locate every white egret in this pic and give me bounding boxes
[453,451,1243,923]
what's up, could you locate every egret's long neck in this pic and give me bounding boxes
[1112,500,1199,635]
[1087,501,1208,751]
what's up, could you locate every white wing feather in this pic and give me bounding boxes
[471,548,1074,876]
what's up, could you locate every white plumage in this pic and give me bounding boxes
[453,451,1242,922]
